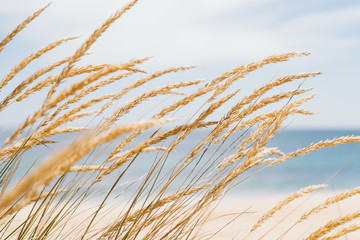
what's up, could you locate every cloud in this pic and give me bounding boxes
[1,0,360,127]
[2,0,358,66]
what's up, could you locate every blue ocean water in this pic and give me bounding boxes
[238,129,360,194]
[1,129,360,195]
[153,129,360,194]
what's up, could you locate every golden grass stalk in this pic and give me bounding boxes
[144,100,313,238]
[145,198,214,239]
[105,130,143,161]
[215,107,314,144]
[109,147,172,162]
[323,224,360,240]
[96,121,202,181]
[3,105,136,157]
[305,210,360,240]
[48,126,89,135]
[41,110,99,136]
[0,189,67,225]
[269,136,360,165]
[98,66,194,115]
[153,79,218,119]
[159,90,242,166]
[142,62,238,122]
[192,89,240,126]
[144,89,240,159]
[216,88,312,136]
[219,72,313,122]
[188,89,312,164]
[68,165,107,173]
[0,112,97,158]
[238,99,312,166]
[48,60,147,107]
[41,96,114,136]
[300,186,360,222]
[250,184,327,232]
[64,71,134,106]
[0,57,71,111]
[105,119,214,162]
[213,81,316,144]
[209,55,315,101]
[6,59,146,145]
[102,183,210,238]
[143,93,310,213]
[40,71,136,128]
[103,79,204,128]
[3,100,106,154]
[126,204,186,240]
[190,52,309,104]
[15,63,111,103]
[30,189,67,203]
[0,118,171,217]
[217,147,284,169]
[0,37,76,91]
[211,105,307,195]
[45,0,140,102]
[0,3,51,53]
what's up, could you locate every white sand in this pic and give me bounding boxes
[4,192,360,239]
[201,192,360,239]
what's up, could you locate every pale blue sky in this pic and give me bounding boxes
[0,0,359,129]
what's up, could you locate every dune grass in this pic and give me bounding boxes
[1,1,360,239]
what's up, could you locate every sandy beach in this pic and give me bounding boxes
[203,192,360,240]
[5,191,360,239]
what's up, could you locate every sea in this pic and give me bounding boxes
[238,129,360,194]
[1,129,360,196]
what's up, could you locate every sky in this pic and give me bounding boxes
[0,0,360,129]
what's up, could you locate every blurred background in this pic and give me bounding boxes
[1,0,359,129]
[1,0,360,193]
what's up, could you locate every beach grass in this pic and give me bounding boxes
[1,1,360,239]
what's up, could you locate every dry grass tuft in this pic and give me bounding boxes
[0,2,359,240]
[251,184,328,233]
